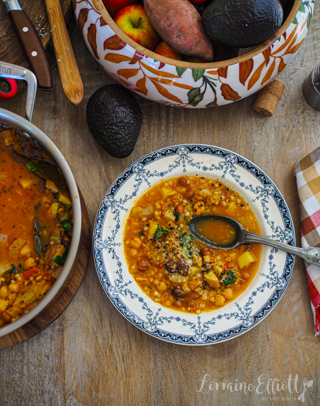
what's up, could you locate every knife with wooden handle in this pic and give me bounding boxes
[3,0,53,90]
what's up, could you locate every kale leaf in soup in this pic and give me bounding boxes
[0,126,73,327]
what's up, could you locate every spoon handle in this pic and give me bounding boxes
[45,0,84,104]
[241,230,320,267]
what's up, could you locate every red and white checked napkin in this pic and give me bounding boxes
[295,147,320,336]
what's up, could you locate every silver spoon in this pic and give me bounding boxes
[188,215,320,267]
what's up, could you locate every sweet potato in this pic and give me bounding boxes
[144,0,213,61]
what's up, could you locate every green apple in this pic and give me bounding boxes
[114,5,160,50]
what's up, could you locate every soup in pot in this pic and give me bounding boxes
[0,126,73,327]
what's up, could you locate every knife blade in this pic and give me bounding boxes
[3,0,53,90]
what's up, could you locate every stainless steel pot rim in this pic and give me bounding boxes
[0,107,82,338]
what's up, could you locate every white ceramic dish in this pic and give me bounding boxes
[93,144,295,345]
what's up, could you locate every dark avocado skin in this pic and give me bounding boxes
[86,85,142,158]
[202,0,284,48]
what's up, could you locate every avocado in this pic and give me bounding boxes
[86,85,142,158]
[202,0,284,48]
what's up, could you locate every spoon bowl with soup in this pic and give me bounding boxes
[189,215,320,267]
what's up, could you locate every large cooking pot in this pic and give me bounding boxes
[0,62,82,338]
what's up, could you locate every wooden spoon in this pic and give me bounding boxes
[44,0,84,104]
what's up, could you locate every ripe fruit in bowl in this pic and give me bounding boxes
[75,0,312,108]
[144,0,213,60]
[202,0,284,48]
[101,0,141,17]
[154,41,183,61]
[113,5,160,50]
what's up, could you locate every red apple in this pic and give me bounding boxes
[114,5,160,50]
[154,41,183,61]
[102,0,141,18]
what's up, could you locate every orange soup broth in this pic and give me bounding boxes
[0,135,42,262]
[0,135,61,264]
[123,175,262,314]
[195,218,237,246]
[0,128,73,327]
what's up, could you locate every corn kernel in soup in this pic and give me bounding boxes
[0,127,73,327]
[123,176,261,313]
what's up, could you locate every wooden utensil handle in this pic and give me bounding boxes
[8,10,53,90]
[45,0,84,105]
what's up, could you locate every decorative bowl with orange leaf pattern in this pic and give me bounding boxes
[74,0,314,108]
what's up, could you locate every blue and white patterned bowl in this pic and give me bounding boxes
[93,145,295,345]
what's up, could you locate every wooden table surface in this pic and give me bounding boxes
[1,7,319,406]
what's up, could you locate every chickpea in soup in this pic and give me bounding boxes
[123,175,261,314]
[0,127,73,327]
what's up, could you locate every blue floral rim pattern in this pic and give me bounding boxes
[93,145,295,345]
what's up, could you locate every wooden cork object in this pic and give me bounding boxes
[253,78,286,117]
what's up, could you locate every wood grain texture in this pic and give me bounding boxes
[0,192,91,350]
[0,0,72,94]
[0,0,72,66]
[45,0,84,104]
[0,9,319,406]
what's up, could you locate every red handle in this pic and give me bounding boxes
[0,78,18,100]
[8,10,53,90]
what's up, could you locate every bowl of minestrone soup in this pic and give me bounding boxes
[0,109,82,338]
[93,144,295,345]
